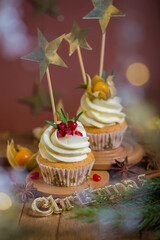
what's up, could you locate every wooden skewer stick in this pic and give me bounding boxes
[99,32,106,78]
[46,68,57,123]
[77,46,86,84]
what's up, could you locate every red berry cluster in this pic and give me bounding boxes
[57,121,83,138]
[45,109,84,138]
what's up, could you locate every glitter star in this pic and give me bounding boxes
[65,21,92,56]
[29,0,59,18]
[84,0,125,33]
[22,29,67,80]
[20,83,51,115]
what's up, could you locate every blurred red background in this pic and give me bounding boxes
[0,0,160,130]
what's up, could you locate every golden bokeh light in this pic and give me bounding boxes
[126,62,150,86]
[0,192,12,211]
[145,116,160,130]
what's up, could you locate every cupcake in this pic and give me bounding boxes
[37,109,95,187]
[77,73,127,151]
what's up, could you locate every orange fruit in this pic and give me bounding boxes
[93,81,110,95]
[92,74,104,86]
[15,150,31,166]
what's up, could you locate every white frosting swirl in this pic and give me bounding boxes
[39,121,91,163]
[78,93,126,128]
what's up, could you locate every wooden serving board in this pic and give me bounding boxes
[93,137,144,170]
[26,169,109,197]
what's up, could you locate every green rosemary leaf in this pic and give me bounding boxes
[102,69,106,81]
[61,108,68,126]
[56,110,65,123]
[45,120,58,128]
[76,84,87,89]
[66,113,69,122]
[61,108,66,119]
[71,117,75,122]
[75,112,83,122]
[86,75,89,85]
[111,70,115,76]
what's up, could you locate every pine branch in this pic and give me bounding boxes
[72,177,160,237]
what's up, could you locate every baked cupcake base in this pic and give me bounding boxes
[36,153,95,187]
[85,121,127,151]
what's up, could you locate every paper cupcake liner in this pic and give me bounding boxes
[87,127,127,151]
[37,156,95,187]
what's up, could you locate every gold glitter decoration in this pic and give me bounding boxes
[22,29,67,80]
[32,174,147,216]
[65,21,92,56]
[84,0,125,33]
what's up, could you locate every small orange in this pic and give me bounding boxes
[93,81,110,95]
[15,150,31,166]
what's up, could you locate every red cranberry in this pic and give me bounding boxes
[57,122,66,130]
[30,172,39,180]
[68,121,77,130]
[72,122,77,130]
[75,131,83,136]
[57,130,66,137]
[93,174,101,182]
[65,129,73,135]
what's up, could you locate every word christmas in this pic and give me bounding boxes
[32,174,147,216]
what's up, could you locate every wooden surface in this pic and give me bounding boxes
[93,137,144,170]
[26,168,109,197]
[0,130,156,240]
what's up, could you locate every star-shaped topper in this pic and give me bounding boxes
[65,21,92,56]
[22,29,67,80]
[29,0,59,18]
[20,83,62,115]
[84,0,125,33]
[20,83,51,115]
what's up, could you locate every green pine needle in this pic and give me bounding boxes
[72,177,160,237]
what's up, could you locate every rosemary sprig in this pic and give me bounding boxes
[56,109,65,123]
[60,108,68,127]
[45,120,58,128]
[76,76,89,89]
[75,112,83,122]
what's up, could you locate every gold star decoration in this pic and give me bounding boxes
[65,21,92,56]
[83,0,125,33]
[20,83,62,115]
[29,0,59,18]
[22,29,67,80]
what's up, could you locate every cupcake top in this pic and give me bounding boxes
[77,73,126,128]
[39,110,91,163]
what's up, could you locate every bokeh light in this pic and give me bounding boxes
[0,192,12,210]
[126,62,150,86]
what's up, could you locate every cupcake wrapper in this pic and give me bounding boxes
[87,127,127,151]
[37,156,95,187]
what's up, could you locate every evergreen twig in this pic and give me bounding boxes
[72,177,160,238]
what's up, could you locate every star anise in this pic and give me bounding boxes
[111,156,136,178]
[13,182,37,202]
